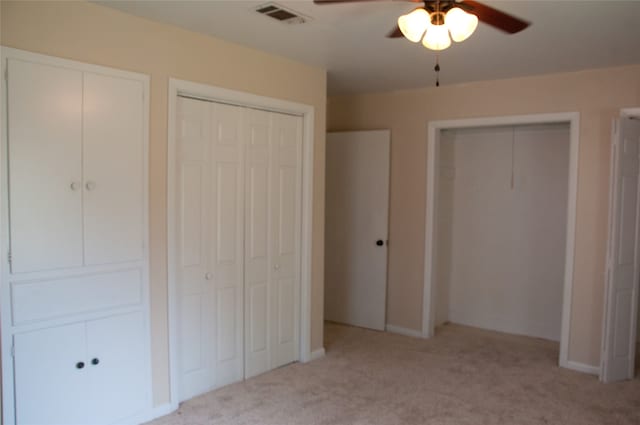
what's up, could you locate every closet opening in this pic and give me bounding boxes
[423,113,581,372]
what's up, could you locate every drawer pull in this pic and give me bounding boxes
[91,358,100,366]
[76,361,85,369]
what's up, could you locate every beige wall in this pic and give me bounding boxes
[328,65,640,367]
[1,0,326,407]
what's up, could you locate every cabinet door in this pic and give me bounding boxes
[83,72,145,266]
[86,312,147,424]
[7,59,83,273]
[14,323,88,425]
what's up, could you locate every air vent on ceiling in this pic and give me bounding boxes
[255,3,309,25]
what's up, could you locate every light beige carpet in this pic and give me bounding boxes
[148,323,640,425]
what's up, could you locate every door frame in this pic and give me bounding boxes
[600,106,640,382]
[166,78,315,405]
[422,112,582,372]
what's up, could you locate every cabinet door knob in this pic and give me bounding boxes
[76,361,85,369]
[70,182,80,191]
[91,358,100,366]
[85,181,96,191]
[205,272,212,280]
[273,264,280,271]
[376,240,384,246]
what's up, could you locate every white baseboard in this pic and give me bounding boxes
[565,360,600,376]
[310,347,326,361]
[385,324,423,338]
[131,402,179,425]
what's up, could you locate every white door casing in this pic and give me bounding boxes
[324,130,390,331]
[601,116,640,382]
[424,113,581,374]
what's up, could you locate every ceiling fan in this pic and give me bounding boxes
[313,0,530,50]
[314,0,530,86]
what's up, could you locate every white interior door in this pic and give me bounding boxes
[176,97,212,401]
[269,112,302,369]
[244,108,272,378]
[7,58,83,273]
[176,97,244,401]
[602,116,640,382]
[324,130,390,331]
[244,110,302,377]
[209,102,245,388]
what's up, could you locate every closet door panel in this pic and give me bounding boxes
[7,59,83,273]
[83,72,144,265]
[86,312,147,424]
[210,103,244,388]
[14,323,88,425]
[244,109,271,378]
[270,113,302,368]
[176,97,212,401]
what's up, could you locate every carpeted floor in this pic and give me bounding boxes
[148,322,640,425]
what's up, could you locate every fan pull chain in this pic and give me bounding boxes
[435,56,440,87]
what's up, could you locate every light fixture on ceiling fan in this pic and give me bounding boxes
[314,0,530,86]
[398,3,478,50]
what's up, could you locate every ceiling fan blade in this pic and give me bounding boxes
[314,0,419,4]
[459,0,530,34]
[387,25,404,38]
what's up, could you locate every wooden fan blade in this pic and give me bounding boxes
[387,25,404,38]
[459,0,530,34]
[314,0,419,4]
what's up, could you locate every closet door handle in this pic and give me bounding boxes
[91,358,100,366]
[205,272,213,280]
[70,182,80,191]
[273,264,280,271]
[76,361,85,369]
[85,181,96,191]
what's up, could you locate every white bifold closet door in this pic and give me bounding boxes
[176,96,301,401]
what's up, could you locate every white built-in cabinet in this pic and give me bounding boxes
[175,96,301,401]
[1,49,150,425]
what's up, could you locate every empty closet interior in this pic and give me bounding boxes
[434,123,570,341]
[174,95,302,401]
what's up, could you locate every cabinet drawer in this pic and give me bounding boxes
[11,269,142,325]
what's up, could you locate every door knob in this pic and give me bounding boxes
[205,272,213,280]
[376,240,384,246]
[91,358,100,366]
[85,181,96,191]
[76,361,85,369]
[273,264,280,271]
[70,182,80,191]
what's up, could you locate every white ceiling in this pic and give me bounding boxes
[98,0,640,95]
